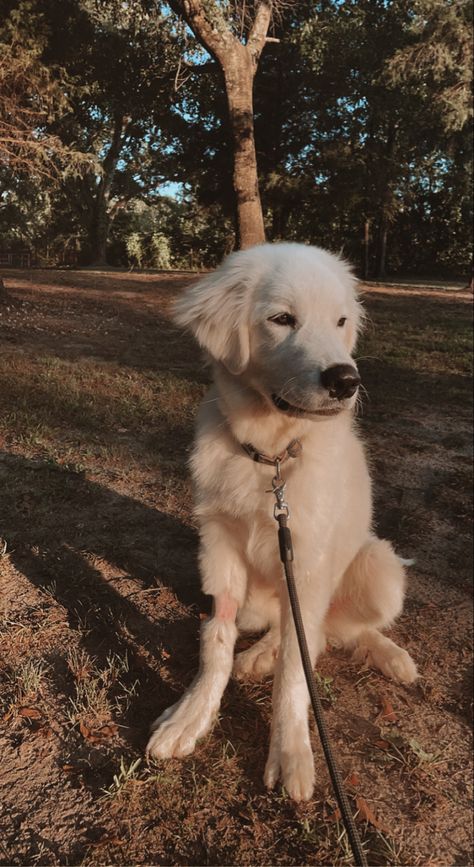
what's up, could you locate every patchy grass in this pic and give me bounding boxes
[359,288,473,377]
[0,269,472,866]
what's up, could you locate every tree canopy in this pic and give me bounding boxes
[0,0,471,277]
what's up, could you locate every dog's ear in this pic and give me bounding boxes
[347,295,365,352]
[173,255,252,375]
[336,259,364,352]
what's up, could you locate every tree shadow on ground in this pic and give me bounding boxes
[2,296,207,385]
[0,451,208,747]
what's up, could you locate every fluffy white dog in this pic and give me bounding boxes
[147,242,417,801]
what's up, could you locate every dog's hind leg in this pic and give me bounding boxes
[325,537,417,684]
[233,625,280,679]
[351,627,417,683]
[234,583,281,679]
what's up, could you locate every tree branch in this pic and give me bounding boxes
[167,0,239,65]
[247,1,272,66]
[182,60,219,73]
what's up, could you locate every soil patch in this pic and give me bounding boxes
[0,269,472,865]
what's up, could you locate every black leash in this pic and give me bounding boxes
[244,440,368,867]
[277,512,368,866]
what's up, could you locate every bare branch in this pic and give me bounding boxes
[182,60,219,73]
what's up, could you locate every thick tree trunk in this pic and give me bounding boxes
[225,49,265,249]
[89,114,127,265]
[169,1,270,251]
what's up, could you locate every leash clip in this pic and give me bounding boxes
[271,458,290,520]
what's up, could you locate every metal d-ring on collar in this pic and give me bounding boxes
[241,437,302,520]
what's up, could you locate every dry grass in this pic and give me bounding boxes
[0,268,472,866]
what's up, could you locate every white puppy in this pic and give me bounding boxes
[147,242,417,801]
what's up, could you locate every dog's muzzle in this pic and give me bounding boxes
[271,364,360,416]
[271,394,343,416]
[320,364,360,400]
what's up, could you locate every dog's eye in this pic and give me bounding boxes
[268,313,296,328]
[337,316,347,327]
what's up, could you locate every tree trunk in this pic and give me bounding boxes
[168,1,271,251]
[377,219,389,280]
[375,124,397,280]
[0,275,7,302]
[90,187,109,266]
[225,48,265,249]
[363,219,370,280]
[89,114,127,265]
[0,274,20,306]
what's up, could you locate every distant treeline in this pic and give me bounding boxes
[0,0,472,278]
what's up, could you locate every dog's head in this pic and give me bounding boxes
[174,242,364,418]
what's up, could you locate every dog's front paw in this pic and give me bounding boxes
[264,738,315,802]
[146,694,215,760]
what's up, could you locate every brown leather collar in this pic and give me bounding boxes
[241,438,302,466]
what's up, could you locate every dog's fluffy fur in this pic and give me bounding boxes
[147,242,417,801]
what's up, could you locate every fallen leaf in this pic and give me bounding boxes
[18,706,43,720]
[79,721,118,742]
[327,807,342,823]
[62,763,81,774]
[79,721,92,740]
[374,739,391,750]
[97,723,118,739]
[355,796,388,832]
[345,772,360,788]
[37,725,53,738]
[336,711,380,738]
[376,696,397,724]
[89,835,125,848]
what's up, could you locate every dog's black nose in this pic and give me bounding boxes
[320,364,361,400]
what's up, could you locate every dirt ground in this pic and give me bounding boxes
[0,268,472,867]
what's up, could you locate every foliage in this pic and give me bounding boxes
[387,0,473,131]
[0,0,471,276]
[0,2,93,180]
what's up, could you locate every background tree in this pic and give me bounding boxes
[167,0,286,249]
[0,3,91,178]
[0,0,92,298]
[38,0,181,264]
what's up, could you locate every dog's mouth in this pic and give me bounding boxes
[271,394,344,416]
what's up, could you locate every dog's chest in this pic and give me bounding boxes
[221,452,350,579]
[192,422,367,579]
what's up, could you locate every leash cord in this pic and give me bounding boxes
[277,514,368,867]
